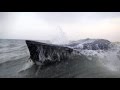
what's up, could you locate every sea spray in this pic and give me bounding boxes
[51,26,69,45]
[18,60,34,72]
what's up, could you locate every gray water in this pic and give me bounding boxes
[0,39,120,78]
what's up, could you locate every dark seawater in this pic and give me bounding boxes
[0,39,120,78]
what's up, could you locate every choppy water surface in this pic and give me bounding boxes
[0,39,120,78]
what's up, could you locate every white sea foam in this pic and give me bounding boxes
[74,43,120,72]
[18,60,34,72]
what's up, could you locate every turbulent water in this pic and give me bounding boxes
[0,39,120,78]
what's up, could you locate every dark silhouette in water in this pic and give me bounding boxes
[26,40,73,65]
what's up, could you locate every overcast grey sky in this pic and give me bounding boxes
[0,12,120,42]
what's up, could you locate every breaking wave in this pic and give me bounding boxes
[74,43,120,72]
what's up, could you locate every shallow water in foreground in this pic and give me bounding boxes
[0,39,120,78]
